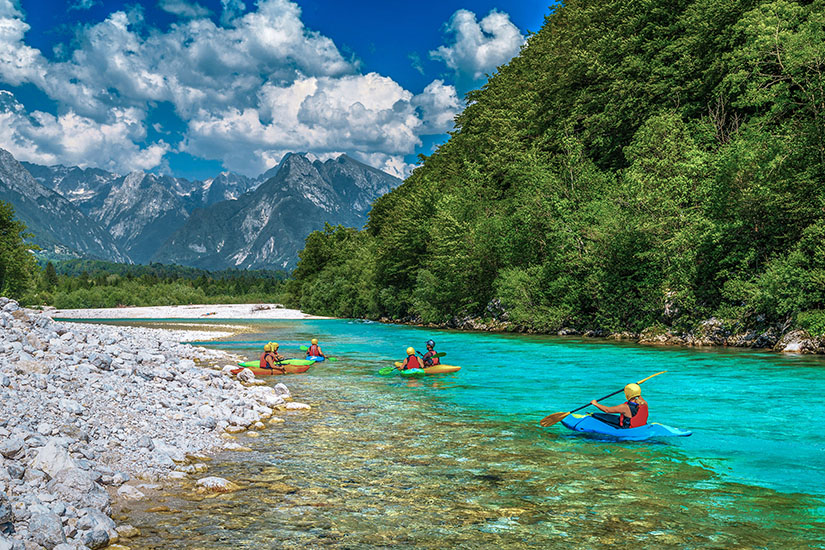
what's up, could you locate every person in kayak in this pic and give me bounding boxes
[421,339,440,366]
[589,383,648,428]
[400,347,423,370]
[261,342,286,373]
[306,338,326,359]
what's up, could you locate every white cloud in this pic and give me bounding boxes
[220,0,246,25]
[158,0,211,19]
[412,80,461,134]
[182,72,450,176]
[0,91,169,172]
[0,0,463,177]
[430,9,525,81]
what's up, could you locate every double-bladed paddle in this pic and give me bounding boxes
[539,371,667,428]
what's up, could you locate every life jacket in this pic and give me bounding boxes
[308,344,321,356]
[260,352,280,369]
[404,355,422,370]
[423,350,440,366]
[620,400,648,428]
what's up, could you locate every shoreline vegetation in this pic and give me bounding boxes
[378,312,825,355]
[0,298,313,550]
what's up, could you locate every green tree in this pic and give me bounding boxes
[0,200,37,298]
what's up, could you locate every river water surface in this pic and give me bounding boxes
[109,319,824,548]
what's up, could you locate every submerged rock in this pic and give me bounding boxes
[195,477,239,493]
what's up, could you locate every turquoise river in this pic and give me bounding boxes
[102,318,824,549]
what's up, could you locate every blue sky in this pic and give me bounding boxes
[0,0,553,180]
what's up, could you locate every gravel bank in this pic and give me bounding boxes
[50,303,330,320]
[0,298,309,550]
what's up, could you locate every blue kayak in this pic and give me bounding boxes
[306,355,325,362]
[561,413,692,441]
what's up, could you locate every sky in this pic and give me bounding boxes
[0,0,552,180]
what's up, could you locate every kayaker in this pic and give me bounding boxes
[421,339,440,366]
[261,342,286,373]
[400,347,423,370]
[306,338,326,359]
[589,383,648,428]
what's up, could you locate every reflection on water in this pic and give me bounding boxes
[124,359,824,549]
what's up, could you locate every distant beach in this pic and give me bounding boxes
[50,303,332,320]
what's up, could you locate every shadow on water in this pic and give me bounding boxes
[103,319,824,548]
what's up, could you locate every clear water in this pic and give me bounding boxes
[111,319,825,548]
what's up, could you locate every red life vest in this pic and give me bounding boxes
[404,355,422,370]
[620,400,648,428]
[308,344,321,356]
[424,350,440,365]
[260,352,277,369]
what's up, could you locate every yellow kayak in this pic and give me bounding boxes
[393,362,461,374]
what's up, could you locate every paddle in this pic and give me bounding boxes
[539,371,667,428]
[300,345,338,361]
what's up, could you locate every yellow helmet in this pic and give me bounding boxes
[406,347,415,355]
[270,342,279,350]
[311,338,318,345]
[624,383,641,400]
[263,343,271,352]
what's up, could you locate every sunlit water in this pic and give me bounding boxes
[95,318,825,548]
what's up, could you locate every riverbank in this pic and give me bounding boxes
[49,303,331,320]
[379,313,825,355]
[0,297,311,550]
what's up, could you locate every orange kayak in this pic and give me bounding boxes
[392,362,461,374]
[230,364,312,376]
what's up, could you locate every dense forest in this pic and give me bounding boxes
[286,0,825,338]
[22,259,286,309]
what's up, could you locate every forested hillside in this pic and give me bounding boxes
[287,0,825,338]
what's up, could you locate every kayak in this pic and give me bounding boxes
[400,368,426,378]
[560,413,692,441]
[306,355,325,362]
[237,359,315,368]
[392,362,462,374]
[230,363,312,376]
[421,364,460,374]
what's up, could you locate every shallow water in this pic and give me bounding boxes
[113,319,825,548]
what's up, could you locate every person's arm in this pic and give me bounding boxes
[318,347,325,357]
[590,400,631,416]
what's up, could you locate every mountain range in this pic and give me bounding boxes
[0,147,401,270]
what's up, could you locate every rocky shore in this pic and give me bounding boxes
[382,310,825,355]
[0,298,308,550]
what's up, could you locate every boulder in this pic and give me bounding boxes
[0,492,12,535]
[115,525,139,539]
[236,369,255,383]
[196,405,214,419]
[58,399,84,416]
[77,508,117,545]
[0,439,24,459]
[28,511,67,549]
[47,469,110,515]
[195,477,239,493]
[29,440,77,479]
[774,329,817,354]
[116,485,145,501]
[284,402,311,411]
[150,440,186,463]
